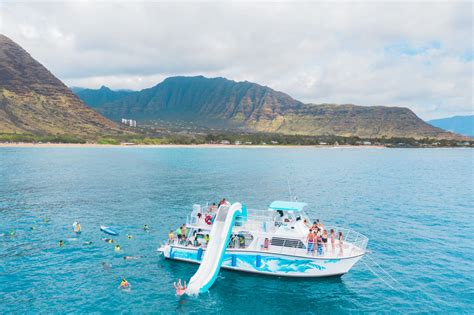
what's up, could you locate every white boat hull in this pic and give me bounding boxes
[159,244,364,278]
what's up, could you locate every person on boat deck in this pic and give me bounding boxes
[175,226,182,243]
[174,279,186,296]
[181,224,187,240]
[322,230,328,252]
[218,198,227,207]
[316,232,323,256]
[204,234,210,245]
[338,231,344,255]
[263,238,270,250]
[311,221,318,231]
[330,229,336,252]
[303,219,311,228]
[239,235,246,248]
[196,213,202,223]
[316,219,324,231]
[306,229,315,254]
[168,230,175,244]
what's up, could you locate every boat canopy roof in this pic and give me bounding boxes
[268,201,308,212]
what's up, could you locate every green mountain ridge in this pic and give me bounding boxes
[76,76,463,139]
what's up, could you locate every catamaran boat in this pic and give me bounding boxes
[158,201,368,294]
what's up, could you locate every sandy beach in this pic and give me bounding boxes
[0,143,386,149]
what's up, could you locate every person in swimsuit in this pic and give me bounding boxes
[338,231,344,255]
[316,232,323,256]
[306,229,315,254]
[119,278,130,289]
[168,230,175,244]
[173,279,187,296]
[322,230,328,252]
[330,229,336,252]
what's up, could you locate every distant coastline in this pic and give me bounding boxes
[0,143,388,149]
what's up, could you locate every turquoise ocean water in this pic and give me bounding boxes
[0,147,473,313]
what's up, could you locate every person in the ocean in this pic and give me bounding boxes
[73,221,81,233]
[173,279,186,296]
[115,244,121,252]
[127,234,133,239]
[119,278,130,289]
[102,262,112,271]
[123,256,141,260]
[83,241,93,245]
[144,224,150,231]
[59,240,64,247]
[103,238,114,244]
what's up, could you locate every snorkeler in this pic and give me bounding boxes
[143,224,150,231]
[102,262,112,271]
[103,238,114,243]
[119,278,130,289]
[59,240,64,247]
[127,234,133,239]
[114,244,121,252]
[83,241,93,245]
[123,256,141,260]
[173,279,187,296]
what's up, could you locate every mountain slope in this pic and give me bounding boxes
[74,86,135,108]
[428,115,474,137]
[81,75,458,139]
[0,34,120,137]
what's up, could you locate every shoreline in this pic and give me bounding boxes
[0,143,388,149]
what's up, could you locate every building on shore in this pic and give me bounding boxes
[121,118,137,127]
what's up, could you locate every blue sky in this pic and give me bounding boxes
[1,0,472,120]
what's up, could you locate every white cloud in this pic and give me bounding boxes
[1,0,472,119]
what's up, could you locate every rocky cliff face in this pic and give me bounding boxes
[81,75,457,139]
[0,34,120,137]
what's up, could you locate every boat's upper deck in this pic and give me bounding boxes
[183,201,369,258]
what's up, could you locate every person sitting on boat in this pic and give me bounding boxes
[196,212,202,223]
[181,224,187,238]
[204,234,210,245]
[168,230,175,244]
[218,198,228,207]
[306,229,315,254]
[303,219,311,228]
[173,279,187,296]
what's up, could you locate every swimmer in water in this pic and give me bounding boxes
[102,262,112,271]
[31,226,36,230]
[83,241,93,245]
[144,224,150,231]
[173,279,187,296]
[115,244,121,252]
[127,234,133,239]
[119,278,130,289]
[73,221,81,233]
[103,238,114,244]
[123,256,141,260]
[59,240,64,247]
[44,218,50,223]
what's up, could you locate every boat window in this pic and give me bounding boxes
[270,237,306,249]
